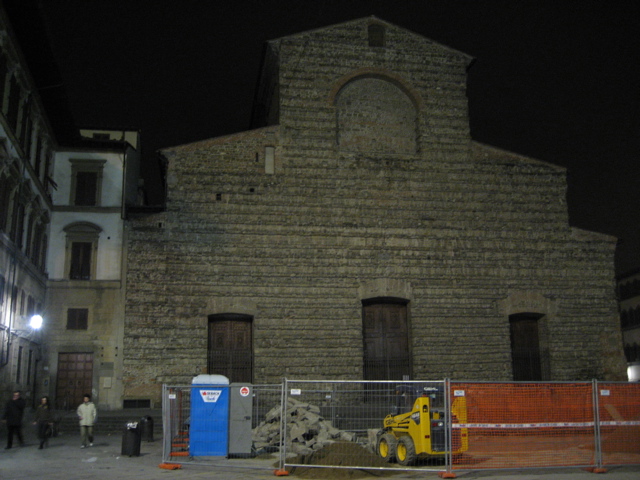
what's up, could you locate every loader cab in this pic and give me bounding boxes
[392,384,444,415]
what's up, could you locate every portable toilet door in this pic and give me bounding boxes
[190,374,230,456]
[228,383,253,457]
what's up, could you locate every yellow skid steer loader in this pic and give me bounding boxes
[376,385,468,466]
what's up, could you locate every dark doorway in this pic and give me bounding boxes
[509,313,545,381]
[56,352,93,410]
[362,298,411,380]
[208,314,253,383]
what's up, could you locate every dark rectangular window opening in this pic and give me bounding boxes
[67,308,89,330]
[368,24,385,47]
[70,242,92,280]
[7,76,20,129]
[16,346,23,383]
[34,138,43,179]
[74,171,98,206]
[510,313,545,381]
[26,350,33,385]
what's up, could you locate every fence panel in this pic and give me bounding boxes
[597,382,640,466]
[162,384,191,461]
[278,379,454,473]
[162,383,282,465]
[449,382,597,471]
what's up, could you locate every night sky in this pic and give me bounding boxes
[6,0,639,275]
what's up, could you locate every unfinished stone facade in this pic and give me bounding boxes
[124,18,626,406]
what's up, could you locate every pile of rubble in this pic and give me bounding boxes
[252,397,358,456]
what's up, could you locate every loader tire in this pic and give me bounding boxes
[396,435,417,466]
[377,433,397,462]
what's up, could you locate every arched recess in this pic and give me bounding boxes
[500,292,554,381]
[331,71,420,154]
[509,312,548,381]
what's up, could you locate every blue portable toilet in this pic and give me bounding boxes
[190,374,229,456]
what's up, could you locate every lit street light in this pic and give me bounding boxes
[29,314,43,330]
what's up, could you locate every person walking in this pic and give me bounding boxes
[77,394,97,448]
[33,396,54,449]
[2,391,26,449]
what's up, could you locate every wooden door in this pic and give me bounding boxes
[56,352,93,410]
[208,314,253,383]
[363,302,411,380]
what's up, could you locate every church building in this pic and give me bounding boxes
[124,17,626,406]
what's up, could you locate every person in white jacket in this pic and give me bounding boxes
[77,394,97,448]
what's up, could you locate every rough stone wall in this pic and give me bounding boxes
[124,18,625,404]
[271,20,471,152]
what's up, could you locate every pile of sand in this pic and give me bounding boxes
[282,441,400,479]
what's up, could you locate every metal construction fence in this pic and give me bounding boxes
[162,380,640,476]
[162,383,283,464]
[278,379,455,475]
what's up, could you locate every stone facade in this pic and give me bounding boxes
[0,6,54,404]
[125,18,626,405]
[0,5,142,410]
[44,130,140,410]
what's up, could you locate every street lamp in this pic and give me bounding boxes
[5,314,45,347]
[29,315,43,330]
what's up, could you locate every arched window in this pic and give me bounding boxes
[64,222,101,280]
[25,200,48,269]
[335,76,418,154]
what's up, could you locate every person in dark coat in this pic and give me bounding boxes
[33,396,54,449]
[2,391,26,449]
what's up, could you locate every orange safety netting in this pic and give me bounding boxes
[450,382,599,470]
[597,383,640,465]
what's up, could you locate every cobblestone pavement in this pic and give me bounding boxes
[1,429,639,480]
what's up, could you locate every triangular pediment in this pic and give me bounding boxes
[268,16,472,61]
